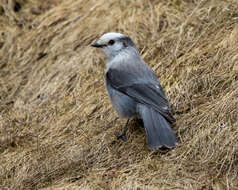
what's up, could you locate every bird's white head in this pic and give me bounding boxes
[91,32,136,60]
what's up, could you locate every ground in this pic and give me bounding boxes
[0,0,238,189]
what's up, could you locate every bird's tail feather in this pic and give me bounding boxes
[138,105,177,149]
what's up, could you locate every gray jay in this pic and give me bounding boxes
[91,32,177,149]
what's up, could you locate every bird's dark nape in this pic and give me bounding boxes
[119,36,136,48]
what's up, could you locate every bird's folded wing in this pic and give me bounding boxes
[106,68,175,123]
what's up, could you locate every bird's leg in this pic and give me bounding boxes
[115,119,130,142]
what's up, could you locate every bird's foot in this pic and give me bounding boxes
[114,132,127,142]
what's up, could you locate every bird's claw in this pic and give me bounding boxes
[114,132,127,142]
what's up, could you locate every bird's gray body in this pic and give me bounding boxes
[92,32,177,149]
[106,81,137,118]
[105,48,142,118]
[105,47,163,118]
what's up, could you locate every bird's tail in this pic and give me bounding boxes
[138,105,177,149]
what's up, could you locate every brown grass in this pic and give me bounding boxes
[0,0,238,189]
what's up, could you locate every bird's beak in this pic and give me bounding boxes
[91,42,105,48]
[91,42,102,48]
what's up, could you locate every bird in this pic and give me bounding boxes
[91,32,177,149]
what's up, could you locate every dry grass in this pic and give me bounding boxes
[0,0,238,189]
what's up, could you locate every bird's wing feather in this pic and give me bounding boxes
[106,68,175,123]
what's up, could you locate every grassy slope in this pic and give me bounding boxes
[0,0,238,189]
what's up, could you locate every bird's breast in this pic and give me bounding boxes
[105,80,137,118]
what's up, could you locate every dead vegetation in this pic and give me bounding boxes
[0,0,238,189]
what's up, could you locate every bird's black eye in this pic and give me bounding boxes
[108,40,115,46]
